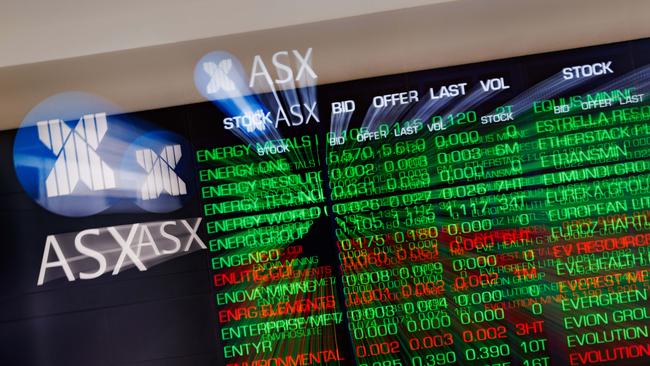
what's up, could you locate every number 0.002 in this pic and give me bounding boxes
[356,341,400,357]
[461,325,507,343]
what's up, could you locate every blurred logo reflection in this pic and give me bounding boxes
[14,92,193,217]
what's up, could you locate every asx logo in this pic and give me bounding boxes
[195,49,320,132]
[37,113,116,197]
[14,93,192,217]
[203,59,236,94]
[15,93,203,286]
[37,218,206,286]
[136,145,187,200]
[196,48,317,99]
[248,48,317,89]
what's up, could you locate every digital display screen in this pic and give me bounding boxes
[2,38,650,366]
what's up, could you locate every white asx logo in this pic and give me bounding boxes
[249,48,317,88]
[136,145,187,200]
[37,113,116,197]
[37,218,205,285]
[15,92,191,216]
[203,59,236,94]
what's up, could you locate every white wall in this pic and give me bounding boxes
[0,0,451,67]
[0,0,648,130]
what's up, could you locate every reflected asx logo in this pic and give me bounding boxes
[136,145,187,200]
[194,49,320,132]
[13,92,192,217]
[203,58,236,94]
[194,48,318,100]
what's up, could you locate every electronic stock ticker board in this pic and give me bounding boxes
[2,38,650,366]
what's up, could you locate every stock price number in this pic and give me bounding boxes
[465,344,511,361]
[411,351,457,366]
